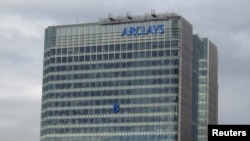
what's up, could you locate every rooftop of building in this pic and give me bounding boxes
[48,11,181,28]
[99,11,180,25]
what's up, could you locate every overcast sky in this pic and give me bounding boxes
[0,0,250,141]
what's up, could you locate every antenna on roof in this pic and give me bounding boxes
[108,13,115,21]
[151,10,157,17]
[127,11,132,19]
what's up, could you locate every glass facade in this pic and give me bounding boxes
[192,35,218,141]
[40,14,217,141]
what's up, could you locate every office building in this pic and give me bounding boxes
[192,35,218,141]
[40,12,218,141]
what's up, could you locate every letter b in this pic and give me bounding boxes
[112,103,120,113]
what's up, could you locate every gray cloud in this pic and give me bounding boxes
[0,0,250,141]
[0,98,41,141]
[0,14,54,141]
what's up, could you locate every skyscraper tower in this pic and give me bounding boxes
[40,12,218,141]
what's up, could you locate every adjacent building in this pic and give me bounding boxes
[40,12,218,141]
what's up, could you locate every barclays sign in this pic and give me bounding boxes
[121,24,164,36]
